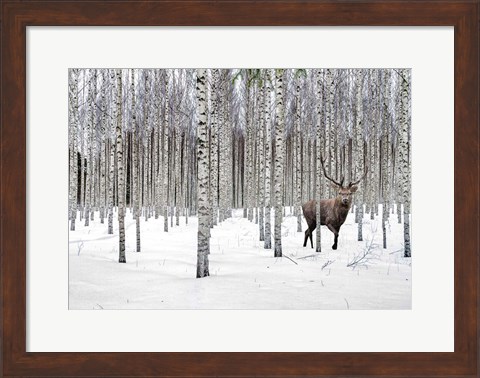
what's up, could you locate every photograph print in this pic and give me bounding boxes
[68,68,412,310]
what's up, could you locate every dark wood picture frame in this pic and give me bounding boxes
[1,1,478,376]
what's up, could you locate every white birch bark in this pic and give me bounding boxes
[90,69,98,222]
[184,130,189,224]
[309,140,315,201]
[354,69,365,241]
[84,70,94,226]
[263,70,272,249]
[218,73,227,222]
[69,69,79,231]
[295,75,303,232]
[274,69,284,257]
[258,75,265,241]
[91,70,98,222]
[115,69,126,263]
[128,69,140,252]
[153,71,161,220]
[107,70,115,234]
[369,78,378,221]
[163,70,170,232]
[315,69,323,252]
[252,83,259,225]
[210,69,219,226]
[382,70,391,249]
[99,71,107,224]
[325,69,334,198]
[175,126,181,226]
[196,69,210,278]
[398,69,411,257]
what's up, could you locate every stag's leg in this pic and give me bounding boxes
[326,224,339,250]
[309,222,316,249]
[304,223,316,249]
[333,233,338,250]
[303,229,310,247]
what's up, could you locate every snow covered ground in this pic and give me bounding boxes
[69,207,411,310]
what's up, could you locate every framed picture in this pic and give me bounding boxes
[1,1,478,376]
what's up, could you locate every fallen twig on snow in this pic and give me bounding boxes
[347,234,379,269]
[282,254,298,265]
[297,254,321,260]
[321,260,335,270]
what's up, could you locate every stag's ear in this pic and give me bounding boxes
[349,185,358,193]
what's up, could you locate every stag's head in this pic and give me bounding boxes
[320,154,368,207]
[336,185,358,206]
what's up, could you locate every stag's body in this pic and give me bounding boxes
[302,154,367,250]
[302,198,352,250]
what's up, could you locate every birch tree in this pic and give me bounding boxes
[84,71,94,227]
[69,69,79,231]
[382,70,392,249]
[196,69,210,277]
[274,69,284,257]
[398,69,411,257]
[99,71,107,224]
[131,69,141,252]
[107,70,115,235]
[264,70,272,250]
[115,69,126,263]
[295,73,303,233]
[315,69,323,252]
[258,73,265,241]
[354,69,365,241]
[163,70,170,232]
[210,69,219,227]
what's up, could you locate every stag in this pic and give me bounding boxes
[302,156,368,250]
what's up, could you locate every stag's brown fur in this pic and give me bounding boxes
[302,192,355,250]
[303,154,367,250]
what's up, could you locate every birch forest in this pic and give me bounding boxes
[69,68,412,310]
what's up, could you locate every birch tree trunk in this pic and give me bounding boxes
[382,71,391,249]
[129,69,140,252]
[369,87,378,221]
[315,69,323,252]
[398,70,411,257]
[196,69,210,278]
[184,131,189,224]
[325,69,334,198]
[115,69,126,263]
[295,75,303,232]
[258,75,265,241]
[354,69,365,241]
[69,69,79,231]
[84,71,93,226]
[152,71,160,220]
[175,126,181,226]
[210,69,219,227]
[264,70,272,249]
[143,71,151,221]
[274,69,284,257]
[163,70,170,232]
[218,73,225,223]
[90,69,98,222]
[99,71,107,224]
[107,71,115,235]
[253,84,259,225]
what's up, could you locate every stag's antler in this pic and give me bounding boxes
[348,165,369,187]
[320,153,344,188]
